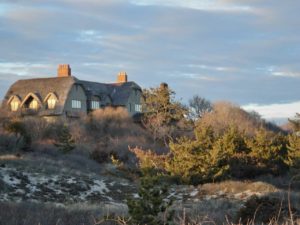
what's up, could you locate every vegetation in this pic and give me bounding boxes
[141,83,189,146]
[288,113,300,131]
[54,124,75,153]
[188,95,212,120]
[0,83,300,224]
[127,172,173,225]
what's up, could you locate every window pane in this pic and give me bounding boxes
[10,101,19,111]
[72,100,81,109]
[91,101,100,109]
[48,98,56,109]
[29,100,38,109]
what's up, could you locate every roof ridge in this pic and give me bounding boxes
[17,76,77,82]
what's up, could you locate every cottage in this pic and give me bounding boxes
[1,64,142,119]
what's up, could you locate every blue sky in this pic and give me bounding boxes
[0,0,299,122]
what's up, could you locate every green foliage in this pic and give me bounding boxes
[133,123,292,185]
[165,126,232,184]
[287,134,300,171]
[142,83,188,146]
[54,125,75,153]
[241,129,288,176]
[127,173,173,225]
[213,126,249,155]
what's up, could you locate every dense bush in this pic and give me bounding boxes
[54,125,75,153]
[236,195,298,224]
[3,119,32,151]
[127,173,173,225]
[133,123,295,184]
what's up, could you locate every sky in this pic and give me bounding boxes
[0,0,299,123]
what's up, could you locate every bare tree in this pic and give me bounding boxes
[188,95,212,120]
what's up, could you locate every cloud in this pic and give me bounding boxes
[130,0,254,13]
[0,0,299,123]
[270,70,300,78]
[175,73,222,82]
[76,30,104,43]
[0,62,54,76]
[187,64,238,72]
[242,101,300,120]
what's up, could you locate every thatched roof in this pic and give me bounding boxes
[2,76,141,116]
[3,76,76,115]
[77,80,141,106]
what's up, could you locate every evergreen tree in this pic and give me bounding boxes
[142,83,187,146]
[127,173,173,225]
[55,125,75,153]
[287,134,300,171]
[246,129,289,175]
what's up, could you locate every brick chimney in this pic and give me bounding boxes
[57,64,71,77]
[117,71,128,83]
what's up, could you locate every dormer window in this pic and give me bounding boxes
[29,99,39,109]
[47,98,56,109]
[44,92,58,110]
[8,95,21,112]
[21,93,42,110]
[10,100,19,111]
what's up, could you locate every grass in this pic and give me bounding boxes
[0,201,127,225]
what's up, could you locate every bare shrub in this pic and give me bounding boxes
[129,146,167,171]
[79,107,160,165]
[198,101,282,137]
[0,130,24,153]
[236,195,299,224]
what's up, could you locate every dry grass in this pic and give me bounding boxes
[198,102,282,137]
[0,201,127,225]
[0,154,22,160]
[200,180,278,196]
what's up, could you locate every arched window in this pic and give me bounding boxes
[47,98,56,109]
[11,101,19,111]
[30,99,37,109]
[26,96,39,110]
[21,93,42,110]
[44,92,58,110]
[8,95,21,112]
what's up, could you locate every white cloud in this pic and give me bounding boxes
[76,30,104,43]
[188,64,237,72]
[130,0,254,12]
[172,73,221,81]
[242,101,300,120]
[266,66,300,78]
[0,62,53,76]
[271,71,300,78]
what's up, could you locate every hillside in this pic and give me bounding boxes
[0,103,300,224]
